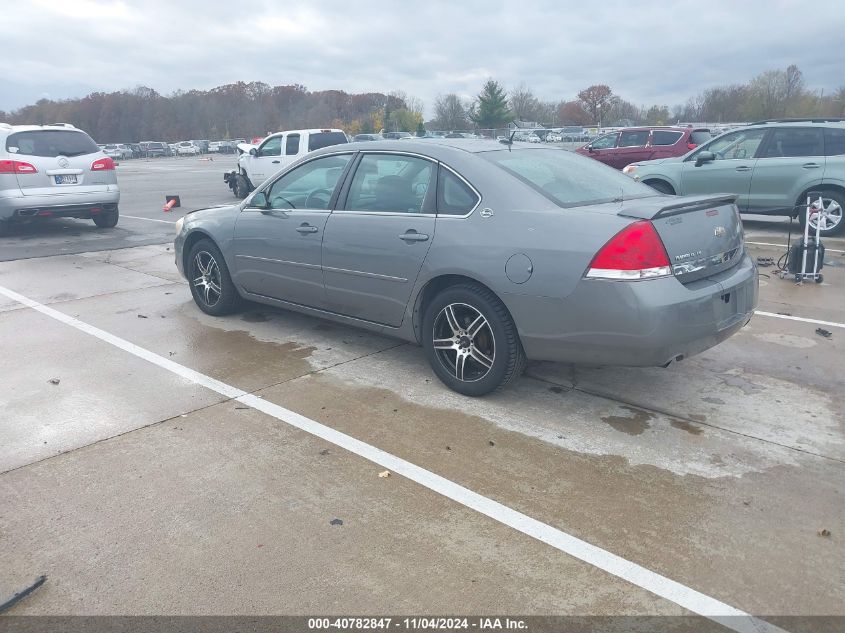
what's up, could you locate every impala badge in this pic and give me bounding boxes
[480,208,494,218]
[714,226,726,237]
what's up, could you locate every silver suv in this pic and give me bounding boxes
[0,123,120,236]
[622,119,845,236]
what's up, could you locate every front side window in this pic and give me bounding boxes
[286,134,300,155]
[343,154,434,213]
[824,127,845,156]
[6,130,99,157]
[589,133,617,149]
[652,131,683,146]
[699,129,767,160]
[437,167,479,215]
[483,148,657,208]
[760,128,823,158]
[263,154,351,210]
[258,136,282,157]
[618,130,649,147]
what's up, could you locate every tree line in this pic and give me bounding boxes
[2,65,843,141]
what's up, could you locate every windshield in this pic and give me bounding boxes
[482,148,659,208]
[6,130,99,157]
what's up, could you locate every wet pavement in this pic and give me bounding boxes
[0,166,843,629]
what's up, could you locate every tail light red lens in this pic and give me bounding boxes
[91,157,115,171]
[687,143,697,150]
[586,220,672,280]
[0,159,38,174]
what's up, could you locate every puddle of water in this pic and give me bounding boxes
[601,406,654,436]
[670,419,704,435]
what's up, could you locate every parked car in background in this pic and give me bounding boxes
[562,127,589,142]
[225,128,349,198]
[168,143,178,156]
[142,141,169,157]
[191,140,209,153]
[0,122,120,235]
[208,141,223,153]
[177,141,201,156]
[576,127,712,170]
[383,131,414,140]
[102,144,124,160]
[177,139,757,396]
[353,134,383,141]
[622,119,845,236]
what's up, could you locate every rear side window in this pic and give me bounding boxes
[689,130,712,145]
[308,132,348,151]
[343,154,433,213]
[824,128,845,156]
[618,131,649,147]
[760,128,823,158]
[437,167,479,215]
[6,130,99,157]
[651,131,683,146]
[286,133,300,155]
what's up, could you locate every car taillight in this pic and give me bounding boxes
[0,159,38,174]
[586,220,672,280]
[91,157,115,171]
[687,143,697,150]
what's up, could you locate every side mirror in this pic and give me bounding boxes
[249,191,268,209]
[249,147,257,156]
[695,151,715,166]
[587,145,595,152]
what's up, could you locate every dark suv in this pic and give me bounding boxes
[576,127,712,170]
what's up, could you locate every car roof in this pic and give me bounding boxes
[0,123,82,134]
[312,138,550,160]
[746,118,845,128]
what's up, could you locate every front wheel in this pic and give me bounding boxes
[233,173,251,199]
[422,283,525,396]
[800,190,844,237]
[92,208,119,228]
[187,239,242,315]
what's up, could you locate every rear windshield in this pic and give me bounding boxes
[690,130,712,145]
[148,142,165,149]
[308,132,348,151]
[6,130,99,157]
[482,148,658,208]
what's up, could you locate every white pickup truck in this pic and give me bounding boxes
[224,128,348,198]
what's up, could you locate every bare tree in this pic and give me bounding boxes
[432,93,469,130]
[509,83,541,122]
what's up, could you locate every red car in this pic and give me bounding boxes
[576,127,712,170]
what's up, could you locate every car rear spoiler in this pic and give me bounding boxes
[618,194,739,220]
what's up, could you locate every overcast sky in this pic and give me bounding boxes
[2,0,843,115]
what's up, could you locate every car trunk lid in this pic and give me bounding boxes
[618,194,745,283]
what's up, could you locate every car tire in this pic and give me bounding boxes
[645,180,675,195]
[92,208,119,228]
[799,189,845,237]
[186,238,242,316]
[422,283,525,397]
[234,173,250,199]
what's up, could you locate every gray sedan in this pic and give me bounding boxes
[174,140,758,396]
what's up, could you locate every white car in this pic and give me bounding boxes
[177,141,200,156]
[208,141,222,153]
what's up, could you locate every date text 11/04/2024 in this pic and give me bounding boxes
[307,618,528,630]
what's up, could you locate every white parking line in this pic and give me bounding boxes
[121,215,177,224]
[755,310,845,330]
[746,240,845,254]
[0,283,788,633]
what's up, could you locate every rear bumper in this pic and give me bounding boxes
[510,252,758,366]
[0,189,120,223]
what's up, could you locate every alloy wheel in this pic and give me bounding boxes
[191,251,223,308]
[432,303,496,382]
[808,197,843,232]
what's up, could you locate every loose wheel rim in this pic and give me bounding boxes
[191,251,223,307]
[432,302,496,383]
[808,197,843,232]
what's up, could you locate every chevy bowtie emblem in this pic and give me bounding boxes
[714,226,726,237]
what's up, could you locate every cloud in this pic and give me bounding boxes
[1,0,842,113]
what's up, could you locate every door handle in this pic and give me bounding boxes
[296,225,319,234]
[272,160,280,164]
[803,162,821,169]
[399,231,429,242]
[734,166,751,172]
